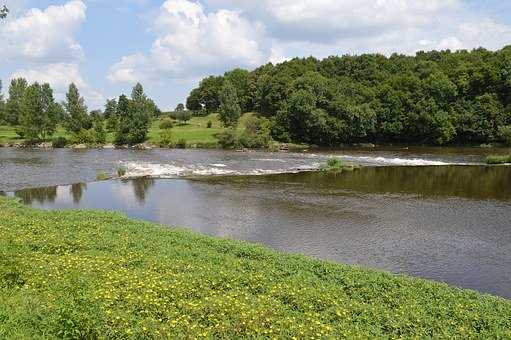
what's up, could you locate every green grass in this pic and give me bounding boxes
[486,154,511,164]
[0,197,509,338]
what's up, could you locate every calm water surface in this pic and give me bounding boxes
[1,147,510,298]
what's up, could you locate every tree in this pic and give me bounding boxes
[64,83,89,133]
[186,88,202,111]
[219,81,241,127]
[0,5,8,19]
[176,110,191,125]
[104,98,118,131]
[18,83,58,141]
[175,103,185,111]
[5,78,28,125]
[114,85,151,145]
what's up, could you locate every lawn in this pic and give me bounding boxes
[0,196,510,338]
[0,114,227,147]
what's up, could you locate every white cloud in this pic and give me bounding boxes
[10,63,104,109]
[0,0,86,63]
[108,0,268,83]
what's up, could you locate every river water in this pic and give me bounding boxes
[1,146,510,298]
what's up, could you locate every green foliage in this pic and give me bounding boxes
[176,110,191,125]
[64,83,90,133]
[176,138,187,149]
[175,103,185,111]
[70,128,97,145]
[114,84,152,145]
[206,120,212,128]
[0,5,8,19]
[219,81,241,127]
[159,118,174,129]
[189,47,511,146]
[5,78,28,125]
[159,128,173,147]
[498,125,511,145]
[238,115,272,148]
[51,136,68,148]
[486,154,511,164]
[104,98,118,132]
[0,197,510,338]
[18,82,59,141]
[116,166,127,177]
[217,128,239,149]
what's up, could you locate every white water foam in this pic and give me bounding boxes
[337,155,463,166]
[120,161,321,179]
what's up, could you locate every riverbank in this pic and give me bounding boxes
[0,197,509,338]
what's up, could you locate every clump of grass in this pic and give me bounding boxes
[0,197,510,338]
[116,166,127,177]
[95,171,109,181]
[486,154,511,164]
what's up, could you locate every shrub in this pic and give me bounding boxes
[70,129,97,145]
[238,116,272,149]
[159,129,173,147]
[116,166,127,177]
[217,129,239,149]
[486,154,511,164]
[52,136,68,148]
[159,118,174,130]
[498,125,511,145]
[176,138,187,149]
[207,120,213,128]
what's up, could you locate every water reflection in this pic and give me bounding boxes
[129,178,155,203]
[70,183,87,204]
[14,186,58,204]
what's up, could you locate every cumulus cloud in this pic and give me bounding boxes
[0,0,86,63]
[10,63,104,109]
[108,0,268,83]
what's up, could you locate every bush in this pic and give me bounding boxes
[70,129,97,145]
[159,118,174,130]
[486,154,511,164]
[207,120,213,128]
[116,166,127,177]
[159,129,173,147]
[217,129,239,149]
[498,125,511,145]
[51,136,68,148]
[176,138,187,149]
[238,116,272,148]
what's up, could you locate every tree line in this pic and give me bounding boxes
[0,79,160,145]
[187,46,511,146]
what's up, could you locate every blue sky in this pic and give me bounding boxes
[1,0,510,111]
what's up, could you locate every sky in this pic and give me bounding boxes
[1,0,510,111]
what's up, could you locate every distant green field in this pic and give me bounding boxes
[0,114,227,147]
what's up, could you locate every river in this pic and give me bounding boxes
[1,146,510,298]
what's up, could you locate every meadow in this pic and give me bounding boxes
[0,114,225,147]
[0,196,510,338]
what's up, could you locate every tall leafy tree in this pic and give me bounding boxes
[219,81,241,127]
[64,83,89,133]
[104,98,118,131]
[5,78,28,125]
[0,80,5,124]
[114,84,152,145]
[18,82,58,141]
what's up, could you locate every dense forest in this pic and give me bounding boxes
[187,46,511,146]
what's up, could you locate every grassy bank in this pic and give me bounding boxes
[0,197,510,338]
[486,154,511,164]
